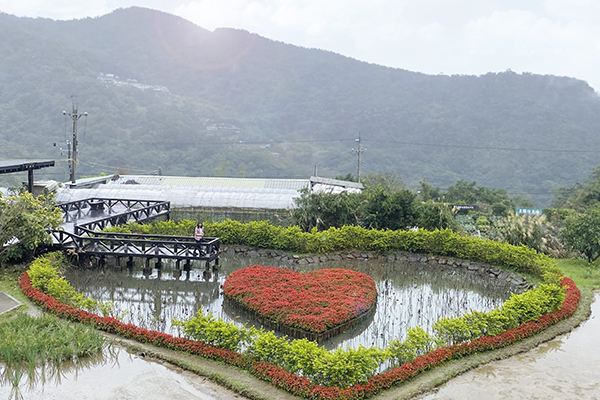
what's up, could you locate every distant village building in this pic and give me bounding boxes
[96,73,170,93]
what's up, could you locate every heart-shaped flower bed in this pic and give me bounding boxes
[222,265,377,335]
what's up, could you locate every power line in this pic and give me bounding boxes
[365,139,600,153]
[2,136,600,155]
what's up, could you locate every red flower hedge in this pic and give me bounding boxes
[20,272,580,400]
[222,265,378,333]
[250,276,581,399]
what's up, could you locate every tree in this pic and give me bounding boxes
[334,173,357,182]
[362,186,418,230]
[0,192,62,265]
[360,172,405,193]
[416,202,457,231]
[419,178,432,202]
[444,180,514,207]
[560,205,600,263]
[290,189,362,232]
[552,165,600,212]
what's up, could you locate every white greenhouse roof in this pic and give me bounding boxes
[54,175,362,210]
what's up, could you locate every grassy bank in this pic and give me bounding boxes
[556,258,600,289]
[0,264,31,321]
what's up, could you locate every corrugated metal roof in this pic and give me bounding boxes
[114,175,309,190]
[55,184,302,209]
[54,175,362,210]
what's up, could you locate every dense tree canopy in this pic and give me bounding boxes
[0,192,62,264]
[560,204,600,263]
[552,165,600,212]
[1,8,600,206]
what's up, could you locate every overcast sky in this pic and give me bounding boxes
[1,0,599,92]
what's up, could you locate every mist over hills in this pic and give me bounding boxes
[1,6,599,206]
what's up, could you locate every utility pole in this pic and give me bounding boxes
[63,97,87,184]
[352,134,365,183]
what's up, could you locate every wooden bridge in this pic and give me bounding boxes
[51,197,220,270]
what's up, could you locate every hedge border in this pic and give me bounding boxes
[20,271,579,400]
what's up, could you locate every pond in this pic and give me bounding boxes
[64,253,521,350]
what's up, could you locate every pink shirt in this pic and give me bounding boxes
[194,226,204,241]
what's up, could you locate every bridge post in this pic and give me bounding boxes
[143,258,152,277]
[155,259,163,279]
[173,260,182,279]
[202,269,211,281]
[126,256,134,272]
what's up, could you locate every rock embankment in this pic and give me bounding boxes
[223,246,533,292]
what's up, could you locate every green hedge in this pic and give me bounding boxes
[107,219,558,279]
[95,220,572,391]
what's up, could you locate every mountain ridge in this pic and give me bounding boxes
[0,6,599,206]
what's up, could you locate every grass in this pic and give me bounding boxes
[0,264,29,301]
[0,313,105,390]
[556,258,600,289]
[0,313,104,367]
[0,264,106,391]
[0,264,31,323]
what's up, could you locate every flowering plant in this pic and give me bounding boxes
[20,260,580,400]
[222,265,377,333]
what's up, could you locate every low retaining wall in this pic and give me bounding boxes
[222,245,533,292]
[223,295,377,343]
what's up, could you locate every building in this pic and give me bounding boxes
[53,175,363,223]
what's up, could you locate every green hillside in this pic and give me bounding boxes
[1,7,599,206]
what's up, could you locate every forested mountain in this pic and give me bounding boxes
[1,6,600,206]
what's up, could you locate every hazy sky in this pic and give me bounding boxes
[1,0,599,92]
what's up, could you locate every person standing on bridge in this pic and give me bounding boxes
[194,222,204,256]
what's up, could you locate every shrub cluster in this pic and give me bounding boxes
[108,219,559,278]
[27,252,117,316]
[20,264,580,399]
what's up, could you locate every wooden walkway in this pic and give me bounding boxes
[51,197,220,267]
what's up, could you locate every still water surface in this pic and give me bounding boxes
[417,293,600,400]
[0,346,240,400]
[64,253,520,350]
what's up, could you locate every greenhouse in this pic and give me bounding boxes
[53,175,363,210]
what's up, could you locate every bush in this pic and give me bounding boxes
[387,326,442,366]
[21,248,579,398]
[173,307,258,352]
[113,219,560,280]
[27,252,99,311]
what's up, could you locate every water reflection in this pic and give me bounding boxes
[65,254,520,350]
[1,345,231,400]
[0,345,118,400]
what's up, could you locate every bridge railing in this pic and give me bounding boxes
[72,200,170,235]
[51,229,219,260]
[59,198,170,223]
[51,197,220,262]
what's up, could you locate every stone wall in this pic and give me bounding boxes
[222,245,533,292]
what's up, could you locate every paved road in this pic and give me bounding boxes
[0,291,21,315]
